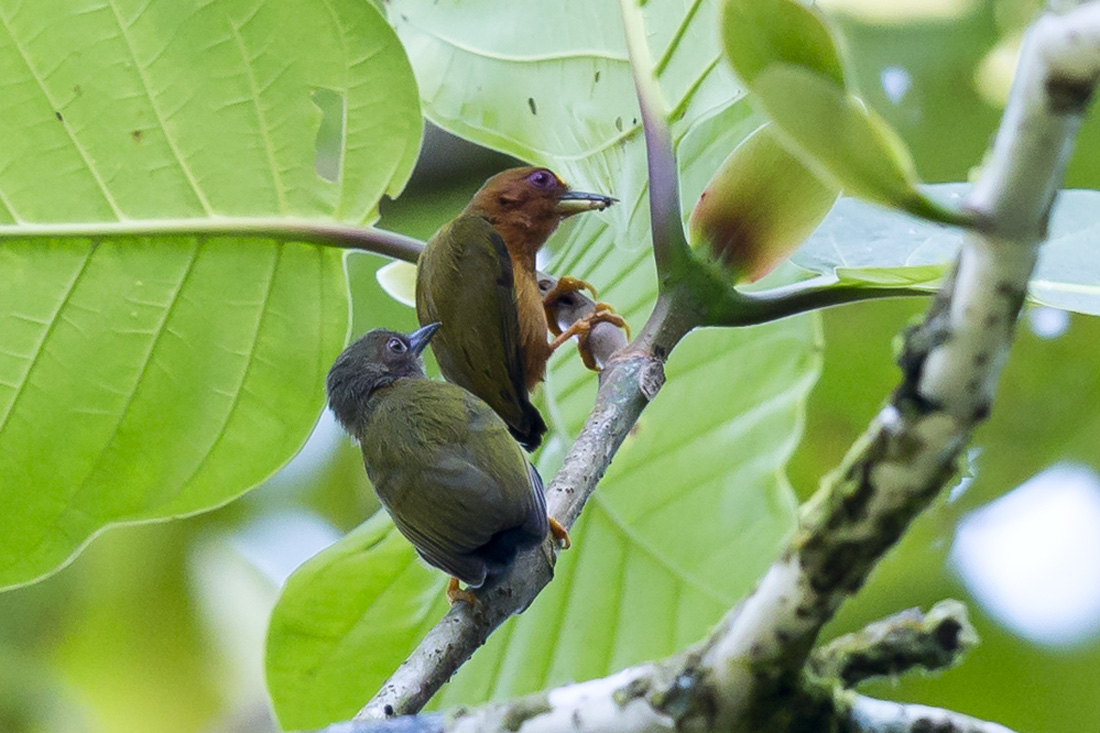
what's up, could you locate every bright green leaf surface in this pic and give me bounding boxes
[721,0,847,88]
[263,1,819,722]
[793,185,1100,315]
[0,0,422,587]
[752,65,961,224]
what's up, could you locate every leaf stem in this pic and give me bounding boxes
[618,0,692,285]
[715,277,931,325]
[0,218,425,264]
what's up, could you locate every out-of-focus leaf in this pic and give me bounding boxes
[689,123,839,283]
[0,0,422,588]
[721,0,847,88]
[753,65,962,224]
[793,185,1100,315]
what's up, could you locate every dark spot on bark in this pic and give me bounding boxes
[973,401,991,422]
[131,130,143,143]
[528,97,537,115]
[750,642,764,658]
[594,71,601,83]
[383,704,394,717]
[615,116,623,132]
[73,84,83,97]
[994,280,1027,315]
[966,378,981,393]
[1046,73,1097,114]
[840,470,875,522]
[775,630,790,644]
[54,111,63,122]
[400,13,408,21]
[632,117,638,125]
[808,539,863,593]
[912,718,954,733]
[795,604,812,619]
[893,431,928,464]
[974,352,989,367]
[935,618,963,652]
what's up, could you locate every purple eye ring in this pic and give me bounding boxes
[527,169,556,189]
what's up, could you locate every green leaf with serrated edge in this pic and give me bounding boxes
[265,513,446,731]
[263,1,819,723]
[752,65,963,225]
[689,123,839,283]
[0,0,422,588]
[721,0,846,88]
[792,185,1100,315]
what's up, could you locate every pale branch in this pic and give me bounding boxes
[842,696,1019,733]
[693,2,1100,729]
[809,600,977,687]
[314,602,1006,733]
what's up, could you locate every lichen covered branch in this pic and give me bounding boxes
[809,600,977,687]
[843,696,1019,733]
[695,2,1100,728]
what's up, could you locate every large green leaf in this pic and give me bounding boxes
[265,0,820,725]
[792,185,1100,315]
[0,0,422,587]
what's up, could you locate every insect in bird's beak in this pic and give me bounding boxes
[555,190,618,216]
[407,322,441,356]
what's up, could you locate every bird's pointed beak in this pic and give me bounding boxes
[407,322,441,356]
[556,190,617,217]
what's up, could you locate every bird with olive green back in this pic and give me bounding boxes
[326,323,570,605]
[415,167,628,452]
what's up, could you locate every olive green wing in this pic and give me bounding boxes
[362,381,547,586]
[415,214,546,450]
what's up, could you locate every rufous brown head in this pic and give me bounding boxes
[465,167,615,261]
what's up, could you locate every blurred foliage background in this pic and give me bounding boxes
[4,0,1100,731]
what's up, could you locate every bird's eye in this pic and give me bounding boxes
[527,169,556,189]
[386,337,407,354]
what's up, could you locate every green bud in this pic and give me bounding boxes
[689,123,839,283]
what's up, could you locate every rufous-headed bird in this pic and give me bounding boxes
[326,323,570,605]
[416,167,627,452]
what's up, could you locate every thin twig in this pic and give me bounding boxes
[809,600,977,687]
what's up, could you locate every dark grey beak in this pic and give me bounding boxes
[407,322,441,356]
[556,190,618,216]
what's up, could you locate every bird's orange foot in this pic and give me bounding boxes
[446,577,478,606]
[548,303,631,370]
[549,517,571,550]
[543,276,599,336]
